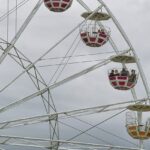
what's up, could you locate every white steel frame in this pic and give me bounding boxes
[0,0,149,150]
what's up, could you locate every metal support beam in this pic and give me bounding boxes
[0,0,43,64]
[0,98,147,129]
[0,135,141,150]
[0,49,130,114]
[0,4,103,92]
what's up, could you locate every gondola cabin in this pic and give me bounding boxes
[127,125,150,140]
[80,24,110,47]
[44,0,73,12]
[126,112,150,140]
[108,68,138,90]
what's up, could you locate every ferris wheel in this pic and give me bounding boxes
[0,0,150,150]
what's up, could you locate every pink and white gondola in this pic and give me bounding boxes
[80,29,110,47]
[108,69,138,90]
[44,0,73,12]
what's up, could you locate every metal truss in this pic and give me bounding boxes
[0,135,141,150]
[0,40,59,149]
[0,48,130,115]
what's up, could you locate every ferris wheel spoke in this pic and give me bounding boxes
[0,5,103,93]
[12,47,48,87]
[1,47,51,102]
[0,136,47,149]
[0,0,43,64]
[0,135,140,150]
[48,32,80,84]
[2,48,48,89]
[0,40,57,115]
[0,46,52,111]
[76,0,92,12]
[0,50,131,114]
[97,0,132,48]
[0,42,30,63]
[58,120,111,145]
[0,0,30,22]
[0,98,147,129]
[7,48,59,135]
[0,45,58,117]
[68,115,137,147]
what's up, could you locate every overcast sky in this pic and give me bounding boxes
[0,0,150,150]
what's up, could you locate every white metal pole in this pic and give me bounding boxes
[0,49,130,114]
[0,98,147,129]
[0,135,142,150]
[0,4,103,93]
[76,0,91,11]
[0,0,43,64]
[137,111,144,150]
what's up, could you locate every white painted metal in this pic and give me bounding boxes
[0,49,130,114]
[0,1,149,150]
[138,111,144,150]
[0,98,147,129]
[0,38,59,147]
[0,0,43,64]
[0,4,103,93]
[76,0,91,11]
[0,135,141,150]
